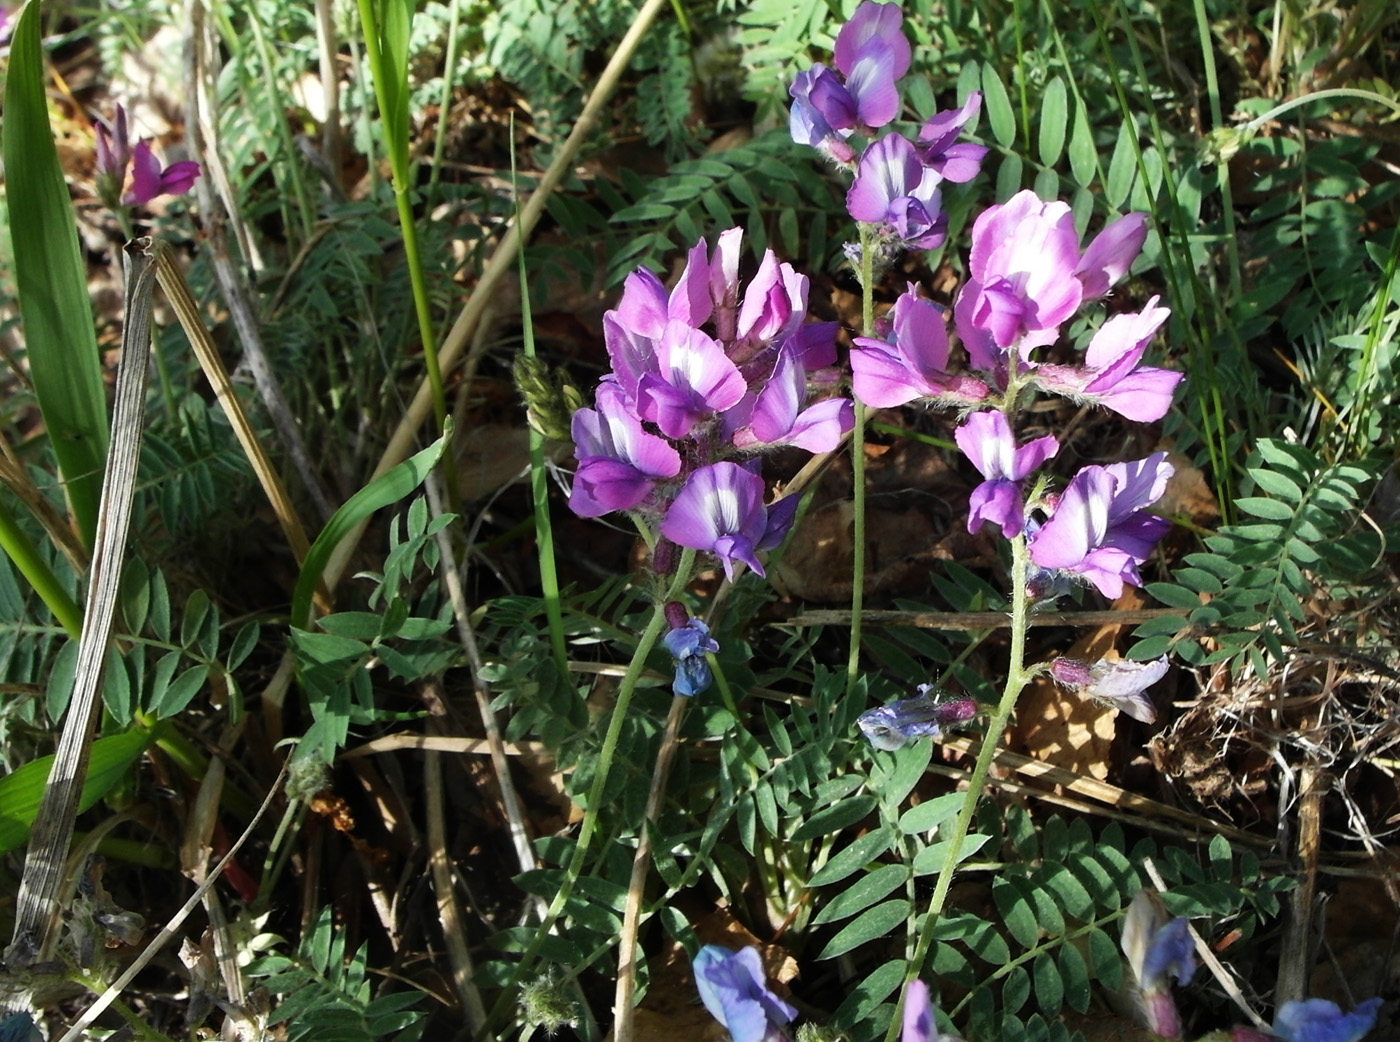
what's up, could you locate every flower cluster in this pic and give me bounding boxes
[789,1,986,258]
[94,103,201,212]
[570,228,853,583]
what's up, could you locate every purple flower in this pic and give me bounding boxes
[850,289,990,408]
[1048,655,1170,723]
[95,106,133,195]
[1274,999,1382,1042]
[954,411,1059,538]
[1121,890,1196,1040]
[1031,298,1181,422]
[847,133,946,250]
[1076,211,1149,301]
[732,249,810,363]
[693,946,797,1042]
[857,685,978,751]
[955,190,1084,367]
[127,141,201,205]
[789,67,859,164]
[724,345,853,452]
[568,381,682,518]
[903,979,934,1042]
[663,617,720,697]
[660,462,796,581]
[635,321,748,439]
[1028,452,1174,598]
[916,93,988,183]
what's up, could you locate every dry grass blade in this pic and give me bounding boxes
[149,239,328,613]
[5,241,158,965]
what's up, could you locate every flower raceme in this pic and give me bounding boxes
[571,228,851,583]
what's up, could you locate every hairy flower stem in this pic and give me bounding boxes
[479,552,696,1039]
[846,224,877,699]
[615,685,691,1042]
[886,533,1034,1042]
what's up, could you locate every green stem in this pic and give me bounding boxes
[245,0,316,244]
[1242,87,1400,130]
[885,534,1034,1041]
[0,498,82,638]
[1191,0,1241,303]
[479,553,696,1038]
[846,224,876,700]
[427,0,463,210]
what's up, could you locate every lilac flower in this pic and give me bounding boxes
[916,93,989,183]
[902,979,934,1042]
[1274,999,1382,1042]
[732,250,811,364]
[635,321,748,439]
[725,345,854,452]
[568,381,682,518]
[693,946,797,1042]
[1048,655,1170,723]
[663,617,720,697]
[1028,452,1174,599]
[1032,297,1181,422]
[847,133,946,250]
[954,411,1059,538]
[955,191,1084,367]
[850,290,990,408]
[789,67,859,164]
[1075,211,1150,301]
[1121,890,1196,1040]
[660,462,797,581]
[858,684,978,752]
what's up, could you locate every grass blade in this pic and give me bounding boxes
[1,1,110,549]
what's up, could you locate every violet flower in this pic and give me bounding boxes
[724,344,854,452]
[850,289,990,408]
[660,462,797,581]
[1075,211,1150,301]
[847,133,947,250]
[902,979,934,1042]
[94,104,200,210]
[1048,656,1169,723]
[1028,452,1174,599]
[789,1,911,161]
[663,617,720,697]
[1274,999,1383,1042]
[858,684,978,752]
[1032,297,1181,422]
[635,320,748,439]
[954,410,1059,538]
[1121,889,1196,1040]
[916,92,988,183]
[568,381,681,518]
[693,946,797,1042]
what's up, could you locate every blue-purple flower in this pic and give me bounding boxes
[663,617,720,697]
[1048,655,1170,723]
[954,410,1059,538]
[1121,889,1197,1040]
[635,321,748,439]
[847,133,947,250]
[1274,999,1383,1042]
[693,945,797,1042]
[660,462,797,581]
[1028,452,1174,599]
[858,685,978,751]
[569,381,682,517]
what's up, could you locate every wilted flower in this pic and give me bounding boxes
[1030,298,1181,422]
[693,945,798,1042]
[1273,999,1382,1042]
[858,685,978,751]
[660,462,798,581]
[1121,889,1196,1040]
[1028,452,1174,598]
[850,289,990,408]
[663,617,720,697]
[954,410,1059,538]
[1047,655,1169,723]
[847,133,947,250]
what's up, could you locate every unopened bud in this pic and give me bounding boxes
[513,356,582,442]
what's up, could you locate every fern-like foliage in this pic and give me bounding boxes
[249,907,425,1042]
[1132,439,1380,678]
